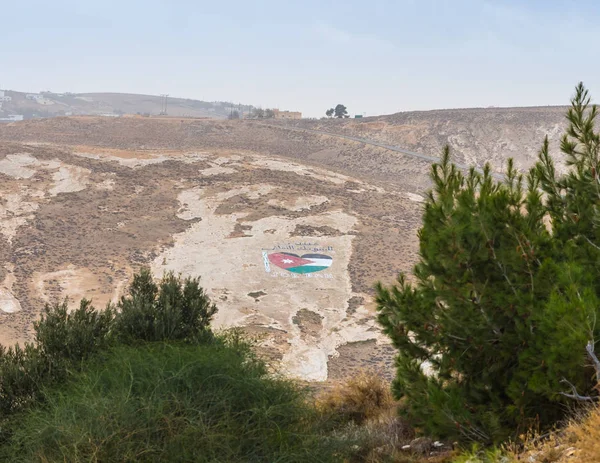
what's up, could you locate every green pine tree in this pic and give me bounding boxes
[376,83,600,443]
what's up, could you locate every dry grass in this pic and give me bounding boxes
[515,406,600,463]
[316,371,455,462]
[429,405,600,462]
[564,407,600,462]
[337,412,457,463]
[316,370,397,425]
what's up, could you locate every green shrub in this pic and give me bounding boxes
[0,268,217,423]
[0,343,45,415]
[35,298,115,371]
[0,342,344,463]
[0,299,114,418]
[115,268,217,343]
[377,83,600,443]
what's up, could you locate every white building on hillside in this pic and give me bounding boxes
[0,90,12,102]
[25,93,53,105]
[0,115,24,122]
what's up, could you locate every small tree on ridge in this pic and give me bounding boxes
[334,104,348,118]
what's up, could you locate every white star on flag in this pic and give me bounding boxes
[282,259,294,264]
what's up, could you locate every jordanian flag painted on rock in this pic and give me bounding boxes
[268,252,332,274]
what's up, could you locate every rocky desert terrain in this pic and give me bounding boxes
[0,107,568,381]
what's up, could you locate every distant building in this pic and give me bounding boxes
[42,91,65,97]
[0,115,24,122]
[272,109,302,120]
[0,90,12,102]
[25,94,53,105]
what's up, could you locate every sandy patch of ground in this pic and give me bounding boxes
[96,176,116,191]
[151,186,385,380]
[199,163,237,176]
[0,189,41,242]
[215,184,277,202]
[0,265,21,313]
[0,151,93,241]
[248,157,350,185]
[0,153,38,179]
[267,195,328,211]
[49,165,91,196]
[213,154,243,164]
[73,149,209,168]
[0,153,62,180]
[405,192,424,202]
[72,146,168,159]
[74,151,171,168]
[33,265,124,311]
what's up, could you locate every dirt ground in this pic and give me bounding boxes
[0,118,430,381]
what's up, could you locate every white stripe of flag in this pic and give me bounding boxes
[300,258,332,267]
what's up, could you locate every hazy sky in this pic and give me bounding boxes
[1,0,599,117]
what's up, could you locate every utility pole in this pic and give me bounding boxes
[159,94,169,115]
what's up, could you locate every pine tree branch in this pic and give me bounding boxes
[477,216,518,296]
[581,234,600,252]
[586,341,600,383]
[560,342,600,402]
[443,410,490,442]
[511,231,535,293]
[560,379,596,402]
[465,270,501,337]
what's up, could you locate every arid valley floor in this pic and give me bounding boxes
[0,109,568,382]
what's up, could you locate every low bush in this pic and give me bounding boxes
[115,268,217,344]
[335,412,421,463]
[35,298,115,370]
[0,268,216,433]
[315,372,459,463]
[316,371,396,425]
[0,299,114,417]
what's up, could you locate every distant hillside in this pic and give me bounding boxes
[274,105,569,172]
[0,105,571,187]
[0,90,254,119]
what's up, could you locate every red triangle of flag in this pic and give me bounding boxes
[268,252,312,269]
